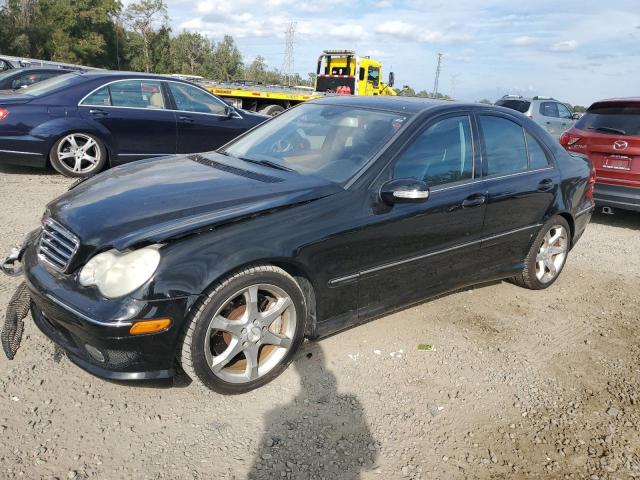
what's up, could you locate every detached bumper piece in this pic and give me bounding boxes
[2,282,30,360]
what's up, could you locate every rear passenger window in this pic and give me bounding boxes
[480,116,528,176]
[393,115,474,187]
[540,102,559,118]
[526,132,549,169]
[110,80,165,109]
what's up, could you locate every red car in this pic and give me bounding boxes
[560,98,640,212]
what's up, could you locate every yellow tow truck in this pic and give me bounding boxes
[205,50,396,115]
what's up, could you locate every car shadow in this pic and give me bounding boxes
[0,164,54,176]
[248,343,378,480]
[590,208,640,231]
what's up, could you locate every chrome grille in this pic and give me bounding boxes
[38,219,79,272]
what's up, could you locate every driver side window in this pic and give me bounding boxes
[393,115,474,187]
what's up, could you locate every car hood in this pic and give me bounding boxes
[46,153,342,253]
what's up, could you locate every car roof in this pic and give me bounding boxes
[592,97,640,105]
[309,95,482,114]
[74,70,192,82]
[5,67,72,73]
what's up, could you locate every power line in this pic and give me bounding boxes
[282,21,296,85]
[432,52,443,97]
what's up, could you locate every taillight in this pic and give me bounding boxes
[559,132,581,147]
[586,165,596,200]
[0,108,7,121]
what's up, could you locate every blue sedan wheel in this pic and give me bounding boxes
[50,133,106,178]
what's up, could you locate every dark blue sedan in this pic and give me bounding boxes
[0,71,267,177]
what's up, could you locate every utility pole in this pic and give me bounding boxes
[282,21,296,85]
[432,52,443,98]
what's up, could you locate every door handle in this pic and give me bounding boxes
[538,178,554,192]
[462,193,486,208]
[545,121,551,125]
[179,115,194,123]
[89,108,108,117]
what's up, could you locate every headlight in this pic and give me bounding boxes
[78,246,160,299]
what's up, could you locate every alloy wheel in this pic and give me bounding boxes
[56,134,102,174]
[535,225,568,283]
[204,284,296,384]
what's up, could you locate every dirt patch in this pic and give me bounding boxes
[1,165,639,479]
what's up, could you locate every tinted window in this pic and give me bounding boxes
[109,80,164,109]
[168,82,226,114]
[557,103,572,119]
[480,116,528,176]
[575,103,640,136]
[540,102,559,118]
[223,103,408,184]
[394,115,473,187]
[495,99,530,113]
[526,132,549,169]
[82,85,111,106]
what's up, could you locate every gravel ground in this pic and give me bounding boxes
[0,164,639,480]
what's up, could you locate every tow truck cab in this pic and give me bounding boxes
[315,50,396,96]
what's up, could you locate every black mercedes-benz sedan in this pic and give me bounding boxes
[4,96,595,394]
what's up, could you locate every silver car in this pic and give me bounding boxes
[495,95,579,140]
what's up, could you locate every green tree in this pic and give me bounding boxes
[210,35,242,81]
[171,31,210,75]
[124,0,168,72]
[479,99,493,104]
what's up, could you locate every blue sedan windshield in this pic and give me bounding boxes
[222,103,409,184]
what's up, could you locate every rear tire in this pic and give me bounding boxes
[259,104,285,116]
[49,133,107,178]
[511,216,571,290]
[178,265,306,394]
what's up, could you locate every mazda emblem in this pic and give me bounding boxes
[613,140,628,150]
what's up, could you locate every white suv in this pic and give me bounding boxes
[495,95,579,140]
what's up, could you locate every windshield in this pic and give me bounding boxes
[495,99,531,113]
[575,103,640,136]
[222,103,409,183]
[20,72,83,97]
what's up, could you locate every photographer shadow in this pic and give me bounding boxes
[249,343,378,479]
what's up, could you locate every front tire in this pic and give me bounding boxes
[178,265,306,394]
[49,133,107,178]
[511,216,571,290]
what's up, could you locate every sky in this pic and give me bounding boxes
[164,0,640,106]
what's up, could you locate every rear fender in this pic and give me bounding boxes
[31,118,118,164]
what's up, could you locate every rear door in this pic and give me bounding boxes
[538,101,562,138]
[476,113,559,269]
[79,79,177,161]
[166,81,248,153]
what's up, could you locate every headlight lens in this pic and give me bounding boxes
[78,247,161,298]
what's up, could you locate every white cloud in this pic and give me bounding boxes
[375,20,472,43]
[508,35,539,46]
[550,40,578,52]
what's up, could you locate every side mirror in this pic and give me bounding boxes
[380,178,429,205]
[571,113,580,120]
[224,105,235,118]
[388,71,395,88]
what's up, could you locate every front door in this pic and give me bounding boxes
[357,113,488,318]
[79,79,177,162]
[166,81,248,153]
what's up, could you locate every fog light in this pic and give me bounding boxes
[85,344,105,363]
[129,318,172,335]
